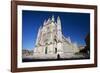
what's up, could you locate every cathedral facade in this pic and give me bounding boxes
[33,15,80,59]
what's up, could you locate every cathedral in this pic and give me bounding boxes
[33,15,80,59]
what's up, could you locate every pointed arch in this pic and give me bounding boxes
[45,47,48,54]
[55,48,57,53]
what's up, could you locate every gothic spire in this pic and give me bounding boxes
[47,18,50,24]
[51,15,54,22]
[43,19,46,25]
[57,16,61,25]
[57,16,60,20]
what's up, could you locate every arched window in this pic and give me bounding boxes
[54,38,57,45]
[55,48,57,53]
[54,39,57,42]
[45,47,47,54]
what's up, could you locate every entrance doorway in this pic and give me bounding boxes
[57,54,60,59]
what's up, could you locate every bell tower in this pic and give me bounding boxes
[57,16,63,55]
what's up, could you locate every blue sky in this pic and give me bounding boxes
[22,10,90,50]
